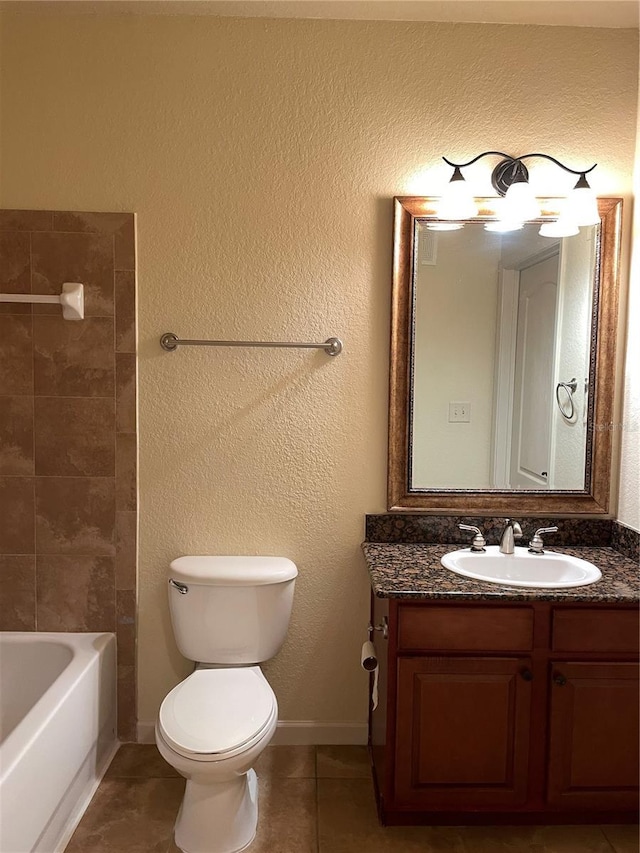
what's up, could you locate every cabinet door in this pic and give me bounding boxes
[395,656,532,808]
[547,661,639,809]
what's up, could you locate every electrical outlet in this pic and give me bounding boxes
[449,401,471,423]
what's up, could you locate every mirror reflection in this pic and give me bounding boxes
[410,221,598,491]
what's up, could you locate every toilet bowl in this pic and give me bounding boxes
[156,556,297,853]
[156,667,278,853]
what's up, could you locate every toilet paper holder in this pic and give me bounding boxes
[367,617,389,640]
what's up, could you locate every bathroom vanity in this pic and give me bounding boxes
[363,541,639,826]
[374,192,638,824]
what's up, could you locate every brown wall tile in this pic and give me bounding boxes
[36,555,116,632]
[0,555,36,630]
[36,477,115,555]
[52,212,135,271]
[2,211,136,739]
[0,230,31,314]
[118,665,137,742]
[0,315,33,395]
[53,211,124,233]
[115,270,136,352]
[116,511,137,590]
[117,589,136,666]
[31,231,114,317]
[0,396,34,475]
[116,353,137,433]
[115,220,135,272]
[33,316,114,397]
[0,210,53,231]
[0,476,35,553]
[116,433,137,511]
[35,397,115,476]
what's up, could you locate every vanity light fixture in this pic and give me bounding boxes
[484,220,524,233]
[438,151,599,236]
[425,222,464,231]
[539,217,580,238]
[435,166,477,221]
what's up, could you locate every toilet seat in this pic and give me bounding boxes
[158,667,277,762]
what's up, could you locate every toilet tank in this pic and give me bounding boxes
[168,556,297,664]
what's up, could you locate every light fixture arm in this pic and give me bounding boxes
[442,152,597,175]
[443,151,515,169]
[442,152,597,197]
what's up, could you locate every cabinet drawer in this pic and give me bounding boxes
[552,608,639,654]
[397,605,533,652]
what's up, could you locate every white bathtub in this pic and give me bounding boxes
[0,632,117,853]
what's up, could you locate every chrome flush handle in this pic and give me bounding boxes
[169,578,189,594]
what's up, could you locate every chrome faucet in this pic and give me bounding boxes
[499,519,522,554]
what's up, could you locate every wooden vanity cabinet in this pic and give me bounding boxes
[395,655,533,808]
[547,661,639,810]
[369,597,639,825]
[547,607,640,811]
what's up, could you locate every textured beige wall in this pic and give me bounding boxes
[0,14,637,728]
[618,43,640,533]
[0,10,3,201]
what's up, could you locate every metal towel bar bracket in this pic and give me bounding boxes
[160,332,343,356]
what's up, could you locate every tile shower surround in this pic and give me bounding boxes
[0,210,137,740]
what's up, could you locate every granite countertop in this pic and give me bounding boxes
[362,542,640,602]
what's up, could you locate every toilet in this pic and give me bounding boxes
[155,555,298,853]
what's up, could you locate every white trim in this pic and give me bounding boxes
[491,268,519,488]
[136,720,367,746]
[270,722,368,746]
[548,243,565,490]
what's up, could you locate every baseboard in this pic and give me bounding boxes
[137,720,367,746]
[271,721,368,745]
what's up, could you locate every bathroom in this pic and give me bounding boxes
[0,2,638,852]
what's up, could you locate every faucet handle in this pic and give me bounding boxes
[459,524,486,552]
[528,526,559,554]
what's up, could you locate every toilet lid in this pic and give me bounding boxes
[159,668,276,757]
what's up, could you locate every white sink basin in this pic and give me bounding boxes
[441,545,601,589]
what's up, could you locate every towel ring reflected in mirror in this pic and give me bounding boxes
[555,378,578,420]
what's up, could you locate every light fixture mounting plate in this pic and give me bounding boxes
[491,158,529,196]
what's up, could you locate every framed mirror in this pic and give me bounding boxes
[388,197,623,514]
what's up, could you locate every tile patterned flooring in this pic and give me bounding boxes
[65,744,639,853]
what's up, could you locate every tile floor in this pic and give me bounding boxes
[65,744,639,853]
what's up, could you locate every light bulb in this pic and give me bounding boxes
[566,174,600,226]
[539,217,579,238]
[437,167,477,220]
[501,180,541,221]
[484,221,524,233]
[426,222,464,231]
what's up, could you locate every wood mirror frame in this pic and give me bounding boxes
[388,196,623,514]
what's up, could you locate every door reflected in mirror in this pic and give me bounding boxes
[411,222,597,491]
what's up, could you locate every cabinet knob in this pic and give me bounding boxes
[520,668,533,682]
[553,672,567,687]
